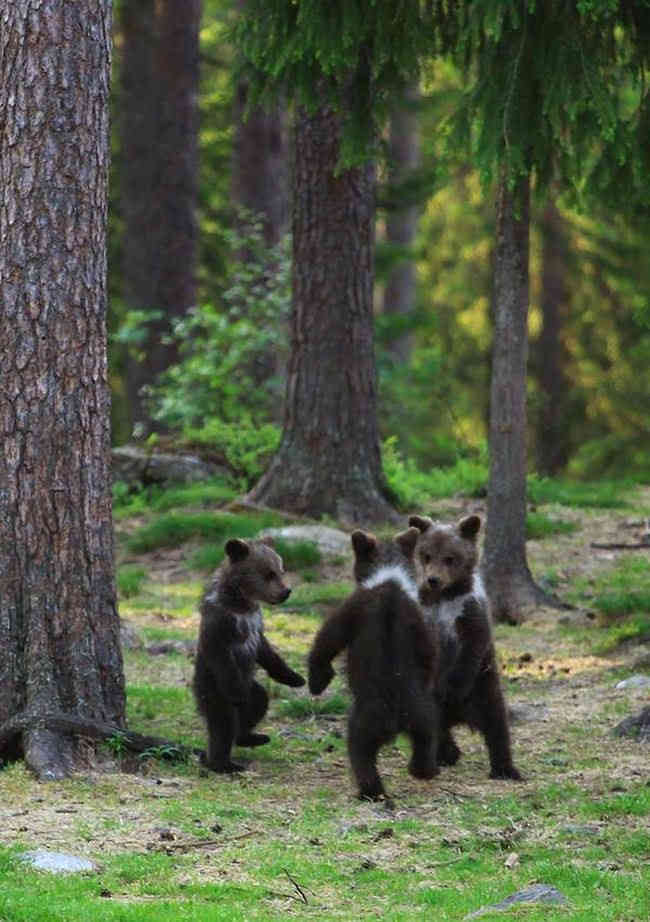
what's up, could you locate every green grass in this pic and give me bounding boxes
[188,537,322,574]
[526,475,631,509]
[2,774,649,921]
[113,478,237,520]
[526,511,578,540]
[117,565,148,599]
[564,556,650,651]
[126,510,284,554]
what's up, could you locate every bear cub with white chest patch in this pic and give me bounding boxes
[409,514,521,780]
[193,538,305,773]
[308,528,440,802]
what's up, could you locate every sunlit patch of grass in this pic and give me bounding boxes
[119,580,203,620]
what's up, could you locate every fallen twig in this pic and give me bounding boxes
[591,542,650,551]
[283,868,309,905]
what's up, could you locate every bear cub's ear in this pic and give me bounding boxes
[408,515,433,534]
[351,530,377,558]
[458,515,481,542]
[225,538,250,562]
[259,535,275,549]
[394,526,420,557]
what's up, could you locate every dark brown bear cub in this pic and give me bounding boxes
[409,513,521,780]
[308,528,440,802]
[193,538,305,773]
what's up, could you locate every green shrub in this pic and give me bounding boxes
[127,510,283,554]
[273,538,322,571]
[117,565,148,599]
[181,418,280,489]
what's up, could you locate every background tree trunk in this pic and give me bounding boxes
[247,104,396,524]
[0,0,125,779]
[482,172,547,623]
[121,0,201,434]
[382,84,420,363]
[534,199,571,475]
[232,0,288,249]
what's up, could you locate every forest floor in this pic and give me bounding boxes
[0,486,649,921]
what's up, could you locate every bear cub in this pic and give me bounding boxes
[193,537,305,773]
[409,513,521,781]
[308,528,440,802]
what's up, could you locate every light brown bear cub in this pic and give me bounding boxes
[409,514,521,780]
[193,538,305,773]
[308,528,440,802]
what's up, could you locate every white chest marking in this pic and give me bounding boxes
[362,565,419,604]
[424,572,488,636]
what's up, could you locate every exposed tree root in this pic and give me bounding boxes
[0,710,204,779]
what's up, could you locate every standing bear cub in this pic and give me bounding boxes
[409,514,521,781]
[193,537,305,773]
[308,528,440,802]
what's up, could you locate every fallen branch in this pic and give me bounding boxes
[149,831,256,853]
[591,542,650,551]
[0,709,204,763]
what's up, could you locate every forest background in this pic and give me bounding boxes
[108,0,650,490]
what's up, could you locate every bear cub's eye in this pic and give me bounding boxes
[421,552,431,564]
[265,570,276,582]
[443,555,456,567]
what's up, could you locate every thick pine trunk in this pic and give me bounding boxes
[534,199,571,475]
[121,0,201,433]
[482,172,548,623]
[0,0,125,778]
[247,105,396,525]
[382,84,420,363]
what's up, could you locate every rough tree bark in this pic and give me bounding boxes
[121,0,201,433]
[534,199,571,475]
[247,104,396,525]
[482,173,550,623]
[382,84,420,362]
[0,0,125,779]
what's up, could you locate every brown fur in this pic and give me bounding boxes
[409,514,522,780]
[192,538,304,773]
[308,528,441,801]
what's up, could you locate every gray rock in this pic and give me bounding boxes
[509,702,550,724]
[146,639,196,657]
[559,822,601,837]
[112,445,226,488]
[613,706,650,743]
[120,618,144,651]
[20,850,96,874]
[259,525,351,557]
[464,884,568,919]
[615,674,650,690]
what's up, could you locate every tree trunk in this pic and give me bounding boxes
[247,105,396,525]
[232,0,289,249]
[534,199,571,475]
[0,0,125,779]
[121,0,201,434]
[482,172,548,623]
[382,84,420,362]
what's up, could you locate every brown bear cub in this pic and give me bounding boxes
[409,514,522,781]
[193,538,305,773]
[308,528,440,802]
